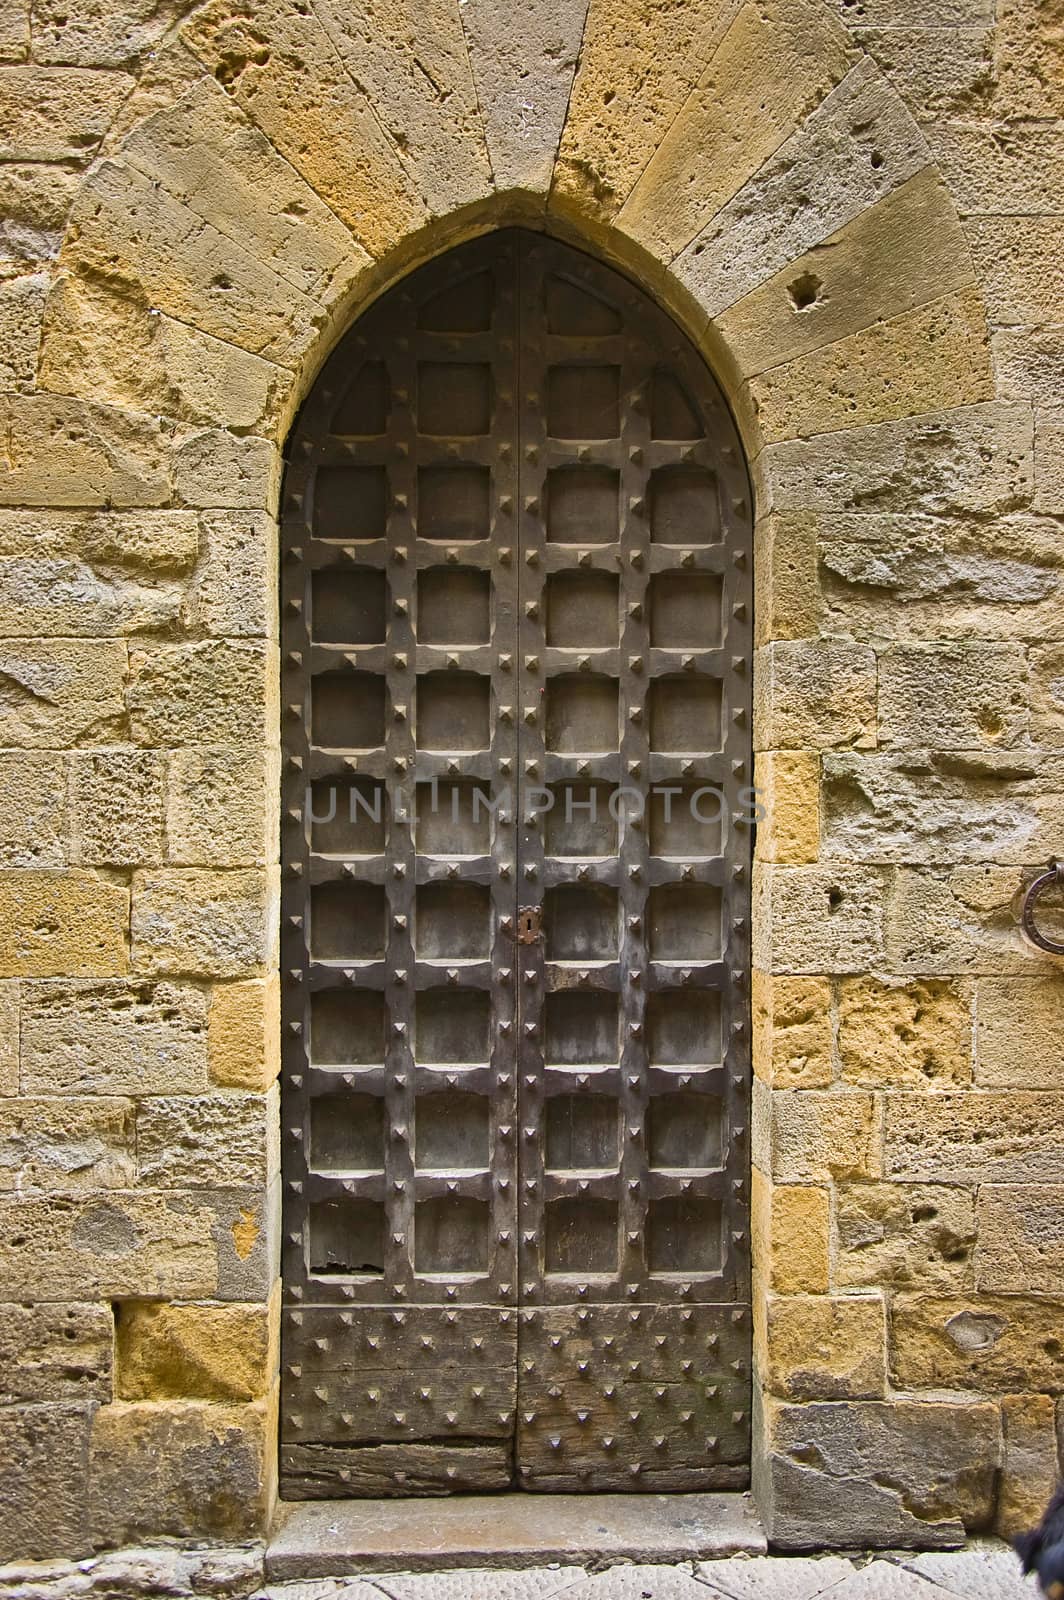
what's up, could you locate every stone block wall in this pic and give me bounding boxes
[0,0,1061,1560]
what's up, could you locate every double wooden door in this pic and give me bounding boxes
[279,230,753,1498]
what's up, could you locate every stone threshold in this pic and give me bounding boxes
[266,1492,766,1576]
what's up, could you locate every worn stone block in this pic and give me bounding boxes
[0,870,127,978]
[0,1301,112,1404]
[755,641,877,751]
[761,1397,999,1549]
[761,401,1034,516]
[976,977,1064,1088]
[21,978,208,1095]
[885,1091,1064,1183]
[173,431,277,512]
[892,1294,1064,1392]
[754,512,821,645]
[837,976,971,1087]
[116,1300,271,1402]
[995,327,1064,413]
[856,25,994,120]
[89,1398,269,1546]
[836,1182,976,1291]
[0,64,133,161]
[70,750,165,867]
[182,511,275,638]
[886,865,1046,977]
[1034,414,1064,517]
[0,751,66,868]
[208,976,278,1092]
[878,642,1029,749]
[131,868,270,978]
[752,1169,831,1293]
[32,0,189,66]
[0,0,28,60]
[754,864,887,974]
[136,1090,273,1189]
[754,751,819,865]
[763,1294,886,1400]
[771,1090,880,1183]
[0,270,46,389]
[968,216,1064,328]
[927,119,1064,215]
[996,1394,1059,1541]
[977,1185,1064,1292]
[198,1182,278,1303]
[1031,643,1064,746]
[0,394,168,508]
[0,1097,135,1191]
[0,981,16,1095]
[0,1403,92,1561]
[752,970,833,1089]
[0,160,78,267]
[127,641,268,747]
[166,746,269,867]
[0,639,125,749]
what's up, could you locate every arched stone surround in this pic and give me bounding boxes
[0,0,1060,1557]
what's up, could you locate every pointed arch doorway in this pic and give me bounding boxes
[279,229,754,1498]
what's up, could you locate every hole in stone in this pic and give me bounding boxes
[870,149,885,169]
[827,886,844,911]
[787,272,823,312]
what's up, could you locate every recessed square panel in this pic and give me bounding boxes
[545,274,621,336]
[415,780,491,855]
[310,1092,384,1172]
[418,568,490,644]
[312,671,386,750]
[418,362,491,437]
[416,672,490,751]
[547,365,620,440]
[545,1198,618,1274]
[311,880,386,960]
[646,990,721,1067]
[418,271,492,332]
[415,988,490,1064]
[309,1197,384,1276]
[647,883,722,960]
[545,991,618,1066]
[545,674,618,753]
[646,1195,721,1273]
[648,784,722,858]
[418,465,490,541]
[331,360,389,436]
[309,778,385,856]
[414,1195,489,1274]
[545,1095,619,1171]
[310,990,386,1066]
[649,464,721,545]
[544,885,618,960]
[545,783,617,857]
[649,572,722,648]
[311,567,386,645]
[315,465,387,541]
[416,882,491,959]
[648,675,721,753]
[651,369,705,441]
[647,1093,722,1170]
[546,466,618,544]
[415,1092,490,1170]
[545,570,619,647]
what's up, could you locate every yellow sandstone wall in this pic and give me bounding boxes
[0,0,1060,1558]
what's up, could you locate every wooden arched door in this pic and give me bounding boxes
[279,230,754,1497]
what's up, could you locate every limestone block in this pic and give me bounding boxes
[127,640,269,747]
[208,977,279,1092]
[996,1394,1059,1541]
[0,270,46,389]
[1032,643,1064,745]
[0,1097,135,1191]
[20,978,208,1095]
[40,270,282,430]
[0,639,126,749]
[70,750,165,867]
[752,970,833,1089]
[183,511,275,638]
[996,331,1064,417]
[675,58,927,318]
[63,161,321,366]
[137,1090,272,1189]
[878,642,1029,750]
[0,549,186,638]
[0,751,66,868]
[761,401,1034,516]
[751,287,993,441]
[823,0,992,21]
[116,1300,271,1403]
[977,977,1064,1088]
[0,393,168,508]
[752,1169,830,1292]
[754,751,820,865]
[770,1090,880,1183]
[886,864,1050,976]
[884,1091,1064,1183]
[0,981,16,1094]
[754,864,887,974]
[0,65,133,161]
[0,1301,112,1404]
[89,1398,269,1546]
[754,512,821,644]
[837,976,970,1087]
[717,171,975,381]
[0,1191,220,1299]
[763,1294,886,1400]
[552,0,741,221]
[0,1403,92,1561]
[0,162,78,270]
[181,0,427,256]
[755,641,876,750]
[131,868,270,978]
[620,0,850,262]
[968,217,1064,327]
[761,1397,999,1549]
[199,1182,278,1303]
[927,120,1064,215]
[1034,413,1064,516]
[856,28,994,123]
[0,1,27,60]
[461,0,588,192]
[0,870,127,978]
[31,0,188,67]
[166,746,269,868]
[0,505,197,571]
[173,430,276,512]
[993,0,1064,118]
[891,1294,1064,1392]
[835,1182,976,1291]
[977,1185,1064,1292]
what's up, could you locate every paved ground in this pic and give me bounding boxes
[263,1543,1037,1599]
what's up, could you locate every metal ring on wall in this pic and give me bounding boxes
[1021,860,1064,956]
